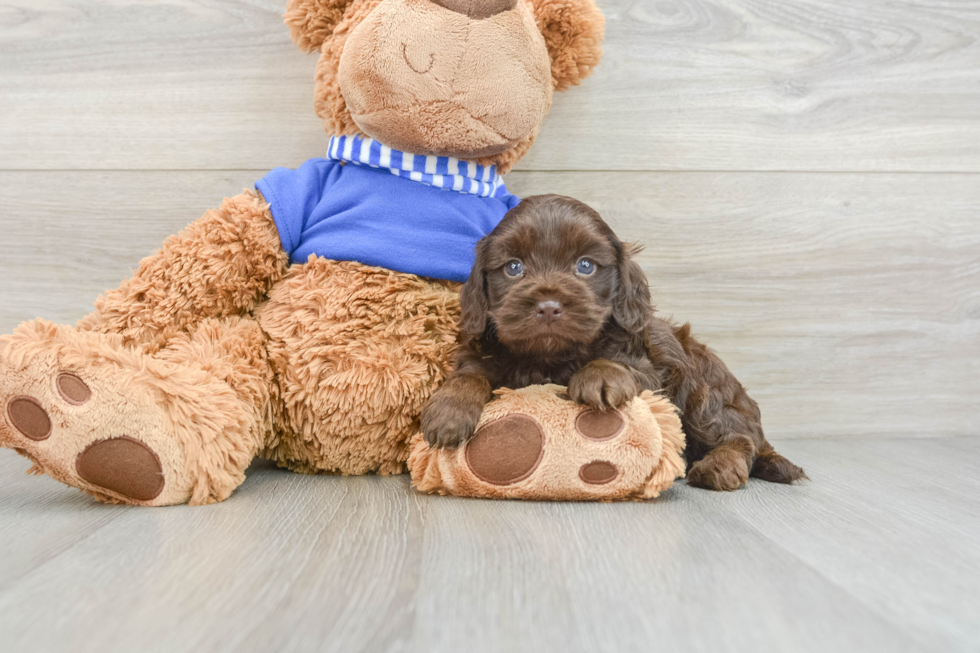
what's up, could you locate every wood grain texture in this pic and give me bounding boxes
[2,170,977,439]
[1,0,979,171]
[0,437,977,652]
[695,437,980,650]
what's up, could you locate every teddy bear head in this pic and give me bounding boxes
[285,0,604,173]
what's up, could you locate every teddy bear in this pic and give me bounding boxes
[0,0,606,506]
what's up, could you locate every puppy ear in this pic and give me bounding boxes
[613,243,652,333]
[284,0,356,53]
[460,239,491,337]
[530,0,605,91]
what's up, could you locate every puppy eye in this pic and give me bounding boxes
[576,258,596,275]
[505,260,524,277]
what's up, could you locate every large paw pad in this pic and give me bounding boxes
[76,437,165,501]
[56,373,92,405]
[465,415,544,485]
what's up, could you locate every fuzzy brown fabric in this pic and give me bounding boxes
[421,195,806,491]
[0,0,605,505]
[257,258,461,476]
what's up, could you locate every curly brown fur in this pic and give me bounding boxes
[258,258,462,475]
[645,321,807,489]
[420,372,493,449]
[423,195,806,491]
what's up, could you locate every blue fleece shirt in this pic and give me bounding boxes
[255,135,521,283]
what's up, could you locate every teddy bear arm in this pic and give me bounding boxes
[77,190,289,351]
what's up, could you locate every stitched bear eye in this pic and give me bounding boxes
[505,260,524,277]
[576,258,596,275]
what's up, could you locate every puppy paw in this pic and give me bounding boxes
[421,393,485,449]
[568,360,640,411]
[687,452,750,491]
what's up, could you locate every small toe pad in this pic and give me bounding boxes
[575,409,624,441]
[57,373,92,405]
[7,397,52,441]
[579,460,619,485]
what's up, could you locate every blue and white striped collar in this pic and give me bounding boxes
[327,135,508,199]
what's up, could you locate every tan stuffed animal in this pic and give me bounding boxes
[0,0,604,506]
[409,385,686,501]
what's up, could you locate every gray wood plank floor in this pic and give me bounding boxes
[0,438,976,653]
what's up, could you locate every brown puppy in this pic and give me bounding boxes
[421,194,806,491]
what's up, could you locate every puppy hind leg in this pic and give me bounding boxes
[686,434,756,492]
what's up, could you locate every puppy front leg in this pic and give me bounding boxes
[568,359,642,411]
[421,373,493,449]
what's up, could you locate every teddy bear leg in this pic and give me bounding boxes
[0,315,273,506]
[256,258,461,476]
[77,189,288,353]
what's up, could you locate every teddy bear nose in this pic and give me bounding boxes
[429,0,517,19]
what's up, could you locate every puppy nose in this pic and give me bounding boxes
[536,300,564,323]
[429,0,517,19]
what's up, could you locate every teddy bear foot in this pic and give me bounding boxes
[409,385,687,501]
[0,320,258,506]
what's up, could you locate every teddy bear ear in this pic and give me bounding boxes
[284,0,358,53]
[529,0,606,91]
